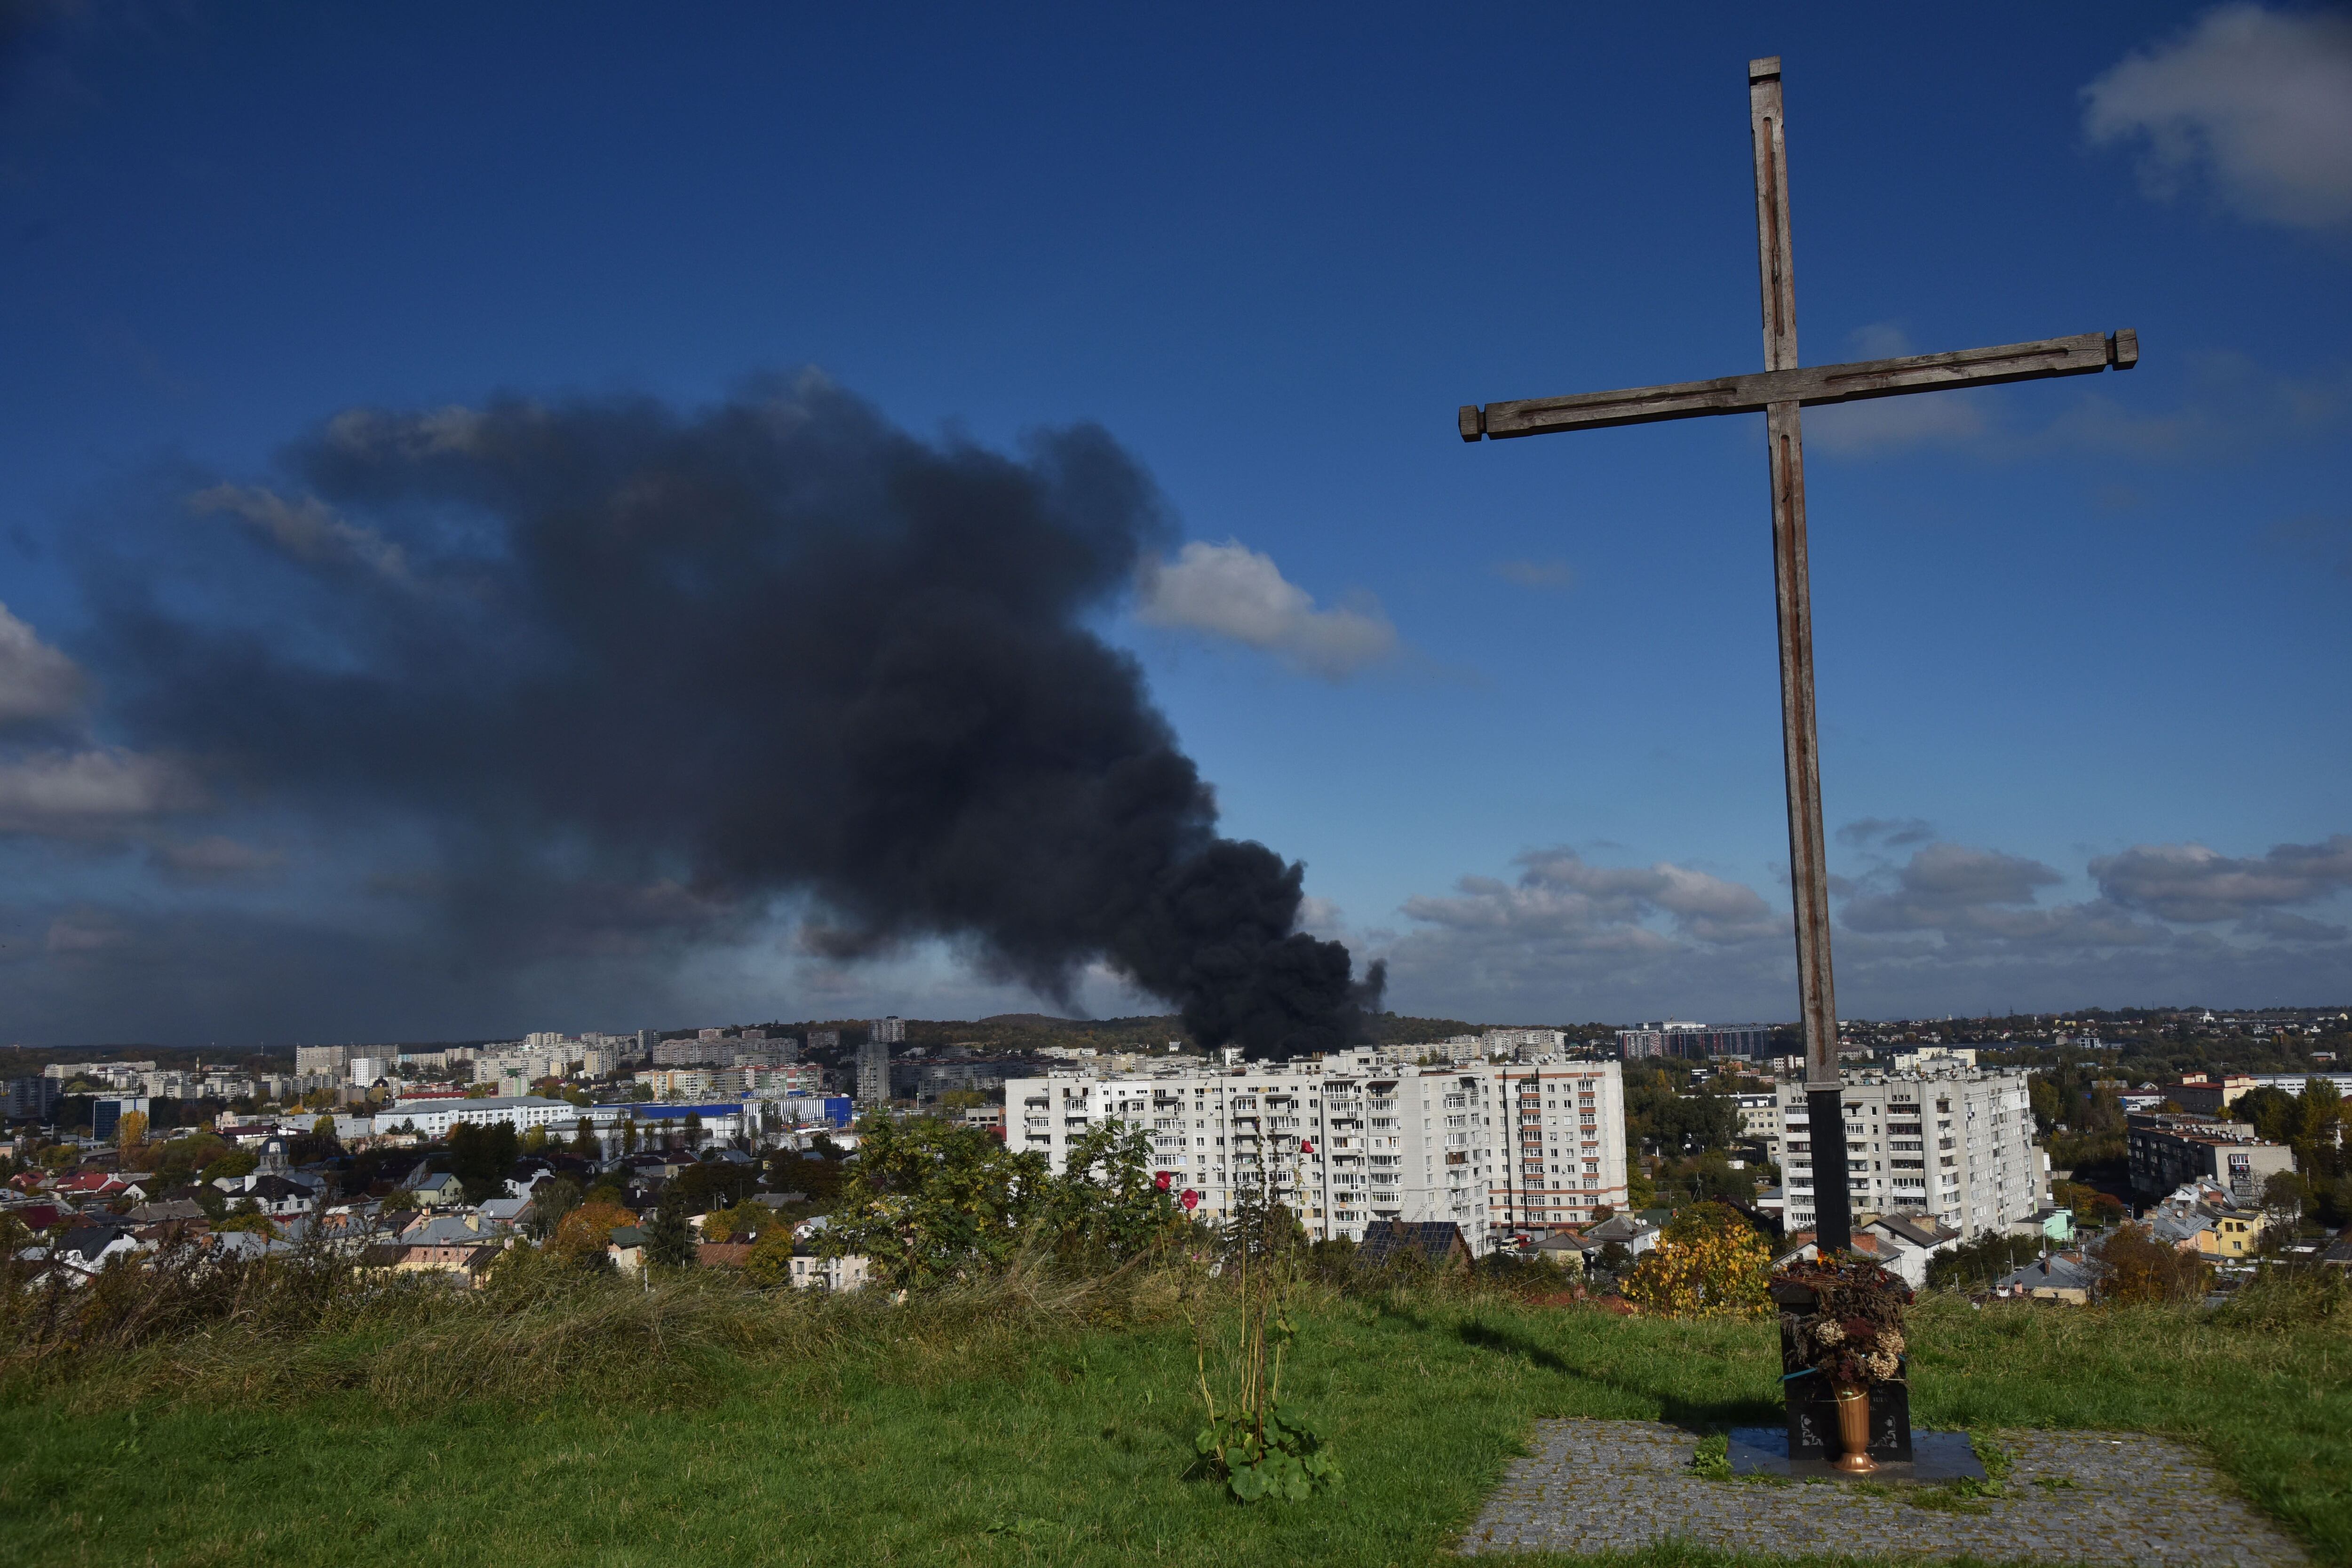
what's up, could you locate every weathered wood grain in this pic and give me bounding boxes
[1465,333,2130,441]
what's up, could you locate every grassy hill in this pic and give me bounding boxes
[3,1265,2346,1567]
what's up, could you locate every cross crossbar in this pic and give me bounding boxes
[1460,329,2138,442]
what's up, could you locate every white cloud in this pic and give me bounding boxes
[1372,828,2352,1023]
[2085,4,2352,229]
[2092,836,2352,923]
[322,403,489,459]
[0,748,207,835]
[1807,394,1991,455]
[1135,540,1398,679]
[0,602,86,727]
[189,483,412,581]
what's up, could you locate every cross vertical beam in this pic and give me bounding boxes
[1750,55,1851,1254]
[1454,55,2138,1258]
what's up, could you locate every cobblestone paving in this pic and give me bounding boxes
[1458,1419,2305,1564]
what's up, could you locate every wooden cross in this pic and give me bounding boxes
[1456,57,2137,1253]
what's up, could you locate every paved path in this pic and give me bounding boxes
[1458,1419,2304,1565]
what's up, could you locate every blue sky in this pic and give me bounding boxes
[2,2,2348,1045]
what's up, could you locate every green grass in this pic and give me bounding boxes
[2,1281,2346,1568]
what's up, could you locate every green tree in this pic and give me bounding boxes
[526,1175,584,1240]
[824,1114,1052,1289]
[1045,1121,1183,1265]
[446,1119,521,1204]
[199,1148,259,1185]
[2235,1086,2302,1144]
[743,1226,796,1287]
[570,1117,599,1157]
[645,1201,696,1268]
[670,1158,759,1212]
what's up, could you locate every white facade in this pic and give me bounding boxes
[1485,1062,1634,1237]
[1003,1057,1629,1252]
[380,1095,579,1138]
[1776,1065,2047,1240]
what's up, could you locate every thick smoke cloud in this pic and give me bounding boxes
[85,376,1381,1056]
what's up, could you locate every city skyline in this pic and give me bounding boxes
[3,5,2348,1045]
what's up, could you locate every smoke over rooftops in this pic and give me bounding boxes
[83,374,1380,1057]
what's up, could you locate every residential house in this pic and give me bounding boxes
[2147,1180,2268,1259]
[1355,1219,1474,1273]
[787,1250,870,1292]
[405,1170,466,1208]
[1580,1213,1661,1258]
[54,1222,143,1273]
[2006,1206,2075,1245]
[1993,1253,2095,1305]
[608,1226,646,1276]
[1858,1212,1964,1288]
[242,1175,319,1219]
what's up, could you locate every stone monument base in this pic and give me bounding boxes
[1728,1425,1987,1483]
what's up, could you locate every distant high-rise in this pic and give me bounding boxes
[295,1044,350,1076]
[869,1016,906,1045]
[855,1037,892,1105]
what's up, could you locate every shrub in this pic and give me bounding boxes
[1620,1202,1771,1318]
[742,1229,796,1288]
[2097,1224,2213,1305]
[549,1200,637,1268]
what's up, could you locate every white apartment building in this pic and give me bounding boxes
[1484,1061,1633,1236]
[1004,1056,1629,1252]
[1775,1063,2047,1240]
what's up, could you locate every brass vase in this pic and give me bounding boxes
[1832,1384,1875,1472]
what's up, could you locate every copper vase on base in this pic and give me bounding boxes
[1831,1385,1875,1472]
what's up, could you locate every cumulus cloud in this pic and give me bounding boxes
[188,484,412,581]
[1135,540,1398,679]
[1373,827,2352,1023]
[2085,5,2352,229]
[0,747,206,834]
[1838,817,1935,850]
[0,602,86,727]
[1840,844,2075,937]
[2092,835,2352,922]
[1807,394,1991,455]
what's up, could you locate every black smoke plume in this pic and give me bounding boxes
[91,376,1381,1058]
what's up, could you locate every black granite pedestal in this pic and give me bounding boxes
[1784,1369,1912,1463]
[1773,1279,1915,1467]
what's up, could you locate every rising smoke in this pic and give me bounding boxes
[88,376,1381,1058]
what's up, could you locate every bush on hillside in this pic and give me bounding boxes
[1620,1202,1771,1318]
[2097,1223,2213,1305]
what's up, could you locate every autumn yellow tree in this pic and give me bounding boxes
[549,1199,637,1267]
[1620,1201,1772,1319]
[116,1110,149,1153]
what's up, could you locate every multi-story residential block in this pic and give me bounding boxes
[2169,1074,2257,1115]
[1485,1062,1633,1235]
[1004,1056,1629,1250]
[855,1038,892,1105]
[294,1045,349,1077]
[1617,1021,1769,1060]
[2127,1113,2295,1204]
[1730,1091,1780,1148]
[1775,1063,2047,1240]
[5,1076,63,1121]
